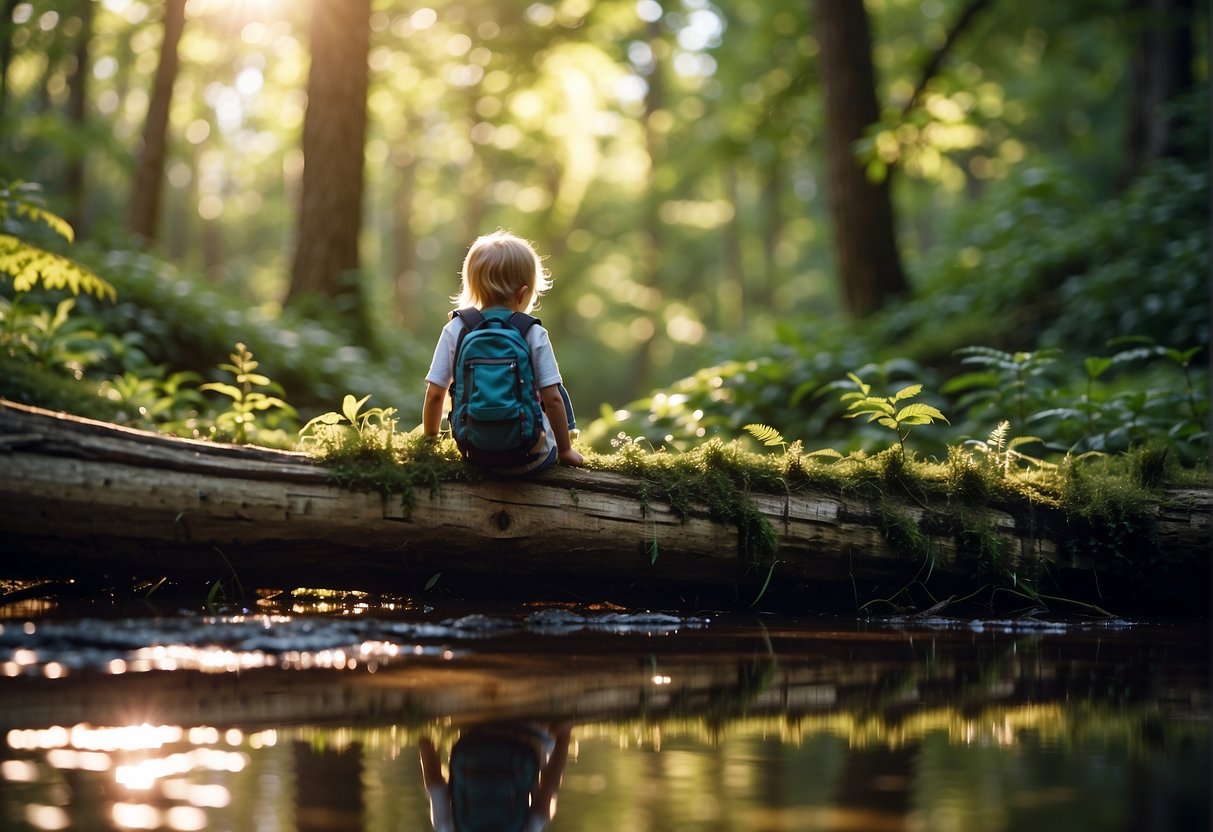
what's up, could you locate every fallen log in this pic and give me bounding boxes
[0,400,1207,610]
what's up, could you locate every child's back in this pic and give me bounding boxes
[421,231,583,473]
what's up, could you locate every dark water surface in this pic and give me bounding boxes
[0,592,1208,831]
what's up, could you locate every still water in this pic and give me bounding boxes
[0,592,1207,832]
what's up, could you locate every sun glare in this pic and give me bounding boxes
[185,0,280,24]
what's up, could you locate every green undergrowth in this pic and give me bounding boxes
[300,408,1206,585]
[587,436,786,561]
[298,398,479,516]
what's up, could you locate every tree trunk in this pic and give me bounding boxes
[0,0,18,120]
[1120,0,1196,185]
[294,743,364,832]
[629,18,666,394]
[811,0,908,318]
[64,0,94,233]
[126,0,186,246]
[390,152,420,330]
[719,166,744,332]
[285,0,371,333]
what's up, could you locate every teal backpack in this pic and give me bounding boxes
[449,307,546,468]
[449,733,540,832]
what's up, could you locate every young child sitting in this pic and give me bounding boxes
[423,230,584,474]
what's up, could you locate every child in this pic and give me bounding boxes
[419,722,573,832]
[423,231,584,474]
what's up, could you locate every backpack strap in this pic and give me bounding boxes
[451,307,485,327]
[451,308,541,365]
[505,311,541,339]
[451,308,486,372]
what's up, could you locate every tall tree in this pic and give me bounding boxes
[1121,0,1197,184]
[630,14,667,393]
[285,0,371,333]
[64,0,95,232]
[126,0,186,246]
[811,0,908,318]
[0,0,17,118]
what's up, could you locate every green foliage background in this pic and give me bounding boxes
[0,0,1207,467]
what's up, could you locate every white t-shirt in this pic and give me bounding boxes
[425,310,563,473]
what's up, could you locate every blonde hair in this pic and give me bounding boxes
[453,230,552,313]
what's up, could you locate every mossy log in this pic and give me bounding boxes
[0,400,1207,609]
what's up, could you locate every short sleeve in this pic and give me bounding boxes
[424,318,464,388]
[528,325,562,389]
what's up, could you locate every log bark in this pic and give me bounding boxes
[0,400,1207,609]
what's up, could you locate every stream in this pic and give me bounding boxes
[0,590,1208,831]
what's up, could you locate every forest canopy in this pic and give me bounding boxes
[0,0,1207,459]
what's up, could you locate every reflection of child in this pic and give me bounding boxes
[422,231,584,474]
[419,722,573,832]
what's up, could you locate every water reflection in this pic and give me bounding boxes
[419,721,573,831]
[0,611,1207,831]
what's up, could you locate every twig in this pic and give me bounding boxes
[901,0,995,117]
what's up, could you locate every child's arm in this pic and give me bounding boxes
[540,384,584,467]
[418,738,446,789]
[422,382,447,437]
[532,724,573,822]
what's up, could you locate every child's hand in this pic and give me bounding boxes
[558,448,585,467]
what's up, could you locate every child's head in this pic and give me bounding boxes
[455,230,551,313]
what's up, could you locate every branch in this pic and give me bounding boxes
[901,0,996,117]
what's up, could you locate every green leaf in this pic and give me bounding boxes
[805,448,843,459]
[250,396,292,411]
[343,393,371,425]
[846,372,870,396]
[850,399,894,416]
[940,370,1001,394]
[891,383,922,402]
[1164,346,1200,366]
[789,379,818,406]
[424,572,442,591]
[1083,356,1112,380]
[200,382,242,400]
[749,560,780,607]
[895,402,949,424]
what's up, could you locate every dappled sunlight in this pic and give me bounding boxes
[8,0,1195,415]
[6,721,258,831]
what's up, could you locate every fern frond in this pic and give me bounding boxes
[805,447,843,459]
[0,235,116,300]
[988,420,1010,453]
[2,182,75,242]
[744,423,785,447]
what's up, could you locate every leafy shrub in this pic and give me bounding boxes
[585,135,1208,466]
